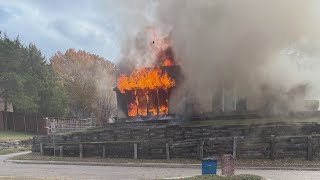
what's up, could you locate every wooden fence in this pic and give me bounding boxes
[0,111,46,134]
[46,117,94,135]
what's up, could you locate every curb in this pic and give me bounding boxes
[5,159,320,171]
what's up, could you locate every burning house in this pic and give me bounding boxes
[114,42,183,119]
[115,65,182,117]
[113,25,319,121]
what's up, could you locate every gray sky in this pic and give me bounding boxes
[0,0,153,62]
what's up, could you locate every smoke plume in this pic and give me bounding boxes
[117,0,320,115]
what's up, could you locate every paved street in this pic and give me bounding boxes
[1,152,320,180]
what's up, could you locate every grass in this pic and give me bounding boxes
[0,177,65,180]
[235,158,320,167]
[11,153,320,168]
[0,131,34,142]
[0,147,30,155]
[10,152,201,164]
[164,174,265,180]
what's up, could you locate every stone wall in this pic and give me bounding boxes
[0,139,31,150]
[33,121,320,160]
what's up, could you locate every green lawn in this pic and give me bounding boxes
[166,174,265,180]
[0,177,65,180]
[11,153,320,168]
[0,147,30,155]
[11,152,201,164]
[0,131,34,142]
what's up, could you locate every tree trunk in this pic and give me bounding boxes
[23,111,27,132]
[0,111,4,130]
[13,112,15,132]
[4,100,7,130]
[36,113,39,133]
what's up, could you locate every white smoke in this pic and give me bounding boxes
[114,0,320,114]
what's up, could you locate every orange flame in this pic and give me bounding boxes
[117,66,175,117]
[128,102,137,117]
[117,67,175,93]
[162,59,174,66]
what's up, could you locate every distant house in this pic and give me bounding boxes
[0,98,14,130]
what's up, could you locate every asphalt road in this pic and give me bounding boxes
[1,152,320,180]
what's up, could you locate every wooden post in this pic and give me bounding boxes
[79,144,83,159]
[156,89,160,116]
[134,143,138,159]
[40,143,44,155]
[53,142,56,156]
[166,143,170,160]
[59,146,63,157]
[102,145,106,158]
[199,141,204,160]
[233,136,238,159]
[53,134,56,156]
[146,93,149,115]
[270,135,277,160]
[135,90,138,116]
[307,136,313,161]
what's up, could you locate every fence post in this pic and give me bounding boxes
[270,135,277,160]
[40,143,44,155]
[166,143,170,160]
[60,146,63,157]
[199,141,204,160]
[134,143,138,159]
[307,136,313,161]
[102,145,106,158]
[79,144,83,159]
[233,136,238,159]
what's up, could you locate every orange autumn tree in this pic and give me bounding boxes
[51,49,116,124]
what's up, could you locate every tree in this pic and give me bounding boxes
[0,33,68,130]
[0,34,26,129]
[51,49,116,124]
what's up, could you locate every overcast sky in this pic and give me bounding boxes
[0,0,153,62]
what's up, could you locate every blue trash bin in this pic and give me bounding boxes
[202,158,217,175]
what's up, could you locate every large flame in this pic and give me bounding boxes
[117,66,175,117]
[117,67,175,93]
